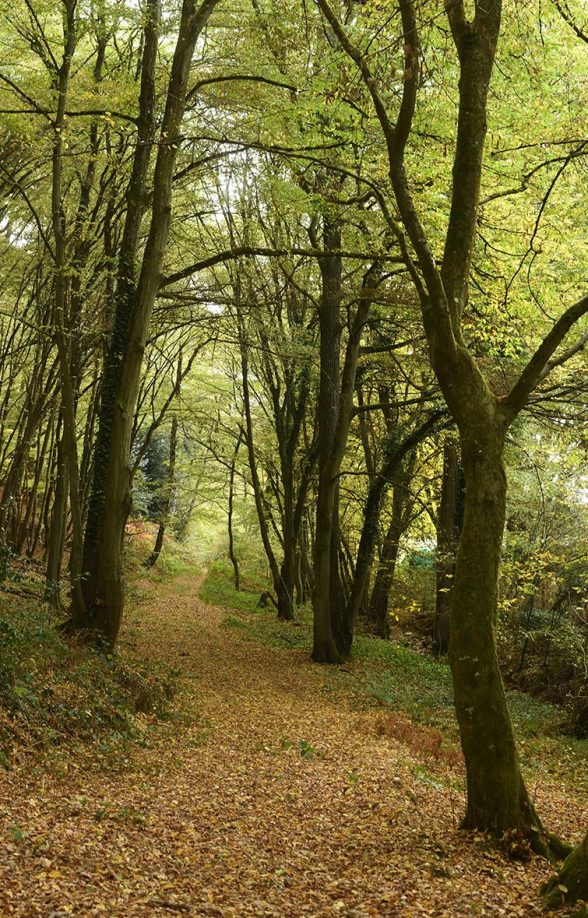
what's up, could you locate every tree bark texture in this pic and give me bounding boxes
[433,439,464,655]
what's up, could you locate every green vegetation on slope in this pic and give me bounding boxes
[0,579,179,768]
[202,560,588,796]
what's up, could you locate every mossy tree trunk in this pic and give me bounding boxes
[449,411,541,834]
[317,0,588,845]
[543,831,588,910]
[73,0,220,647]
[433,439,464,655]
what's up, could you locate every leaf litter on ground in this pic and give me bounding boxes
[0,568,586,916]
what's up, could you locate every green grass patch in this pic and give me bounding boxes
[351,635,456,730]
[199,559,269,614]
[350,633,562,740]
[200,560,313,649]
[222,612,311,650]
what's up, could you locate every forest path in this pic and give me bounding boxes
[0,570,573,916]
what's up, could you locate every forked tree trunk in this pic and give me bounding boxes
[365,450,417,638]
[312,230,378,661]
[367,487,405,639]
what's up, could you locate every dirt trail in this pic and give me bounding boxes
[0,572,578,916]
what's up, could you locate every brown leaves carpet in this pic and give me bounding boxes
[0,573,584,916]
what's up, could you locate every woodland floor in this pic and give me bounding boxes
[0,568,586,917]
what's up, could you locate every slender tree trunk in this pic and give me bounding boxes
[239,319,282,604]
[145,415,178,568]
[367,462,412,638]
[312,249,381,660]
[0,360,57,567]
[51,2,86,619]
[276,469,296,620]
[45,419,68,607]
[16,417,52,554]
[312,218,345,663]
[227,438,240,591]
[347,411,443,632]
[433,439,464,655]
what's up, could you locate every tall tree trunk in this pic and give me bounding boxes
[75,0,220,646]
[317,0,588,846]
[276,467,296,621]
[449,418,545,840]
[50,1,86,618]
[367,457,414,638]
[239,318,282,605]
[312,217,345,663]
[433,439,464,655]
[78,0,160,629]
[145,415,178,568]
[227,437,240,591]
[45,418,68,607]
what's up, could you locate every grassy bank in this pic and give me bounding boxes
[0,536,194,769]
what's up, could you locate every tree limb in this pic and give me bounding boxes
[503,294,588,418]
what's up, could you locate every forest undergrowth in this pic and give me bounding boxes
[0,554,586,916]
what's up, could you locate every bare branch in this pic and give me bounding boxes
[503,294,588,418]
[159,246,404,289]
